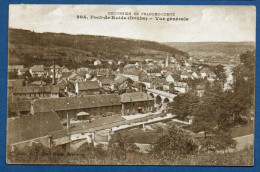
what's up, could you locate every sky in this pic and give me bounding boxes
[9,5,256,42]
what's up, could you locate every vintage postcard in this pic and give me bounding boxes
[7,5,255,165]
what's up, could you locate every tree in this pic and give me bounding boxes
[151,125,198,156]
[231,51,255,123]
[169,92,199,120]
[108,130,139,160]
[191,82,230,137]
[213,64,227,88]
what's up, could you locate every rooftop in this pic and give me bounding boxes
[32,94,122,113]
[120,92,154,103]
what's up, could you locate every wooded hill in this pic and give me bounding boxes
[8,28,188,68]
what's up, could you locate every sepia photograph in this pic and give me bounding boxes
[6,5,255,165]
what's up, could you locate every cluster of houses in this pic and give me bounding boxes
[7,54,223,151]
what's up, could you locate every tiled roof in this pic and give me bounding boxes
[30,65,45,72]
[32,94,122,113]
[8,79,24,88]
[57,80,67,90]
[8,100,31,113]
[7,111,65,145]
[78,81,100,90]
[175,82,188,87]
[70,115,126,134]
[120,92,153,103]
[61,72,73,78]
[76,70,87,78]
[98,77,114,85]
[181,70,188,75]
[13,85,59,94]
[8,65,24,70]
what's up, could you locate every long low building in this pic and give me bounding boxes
[12,85,59,101]
[31,94,122,121]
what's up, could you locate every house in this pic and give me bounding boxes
[7,111,69,150]
[192,70,201,79]
[196,84,206,97]
[17,68,29,76]
[61,72,73,80]
[8,100,31,117]
[75,81,100,95]
[180,71,188,80]
[151,77,167,90]
[94,60,101,66]
[118,60,124,65]
[97,76,115,91]
[108,60,114,65]
[12,85,59,100]
[146,68,162,77]
[132,82,146,92]
[57,80,68,96]
[97,68,111,76]
[162,82,175,92]
[120,92,154,115]
[8,65,24,73]
[186,66,193,73]
[29,65,45,77]
[174,82,189,93]
[8,79,25,100]
[200,68,216,79]
[60,66,70,73]
[31,94,122,121]
[122,68,148,82]
[166,73,181,83]
[49,65,62,73]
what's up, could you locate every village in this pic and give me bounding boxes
[7,52,239,153]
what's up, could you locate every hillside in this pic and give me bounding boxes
[165,42,255,66]
[8,28,188,68]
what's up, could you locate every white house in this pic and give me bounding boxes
[94,60,101,66]
[166,74,175,83]
[174,82,188,93]
[180,71,188,80]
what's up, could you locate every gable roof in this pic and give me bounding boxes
[8,65,24,70]
[8,100,31,113]
[12,85,59,94]
[58,80,67,90]
[98,77,114,85]
[32,94,122,113]
[7,111,65,145]
[8,79,24,88]
[61,72,73,78]
[78,81,100,90]
[30,65,45,72]
[201,68,213,74]
[181,70,188,75]
[120,92,153,103]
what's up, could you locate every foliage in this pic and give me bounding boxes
[231,51,255,122]
[151,125,198,156]
[169,91,199,120]
[108,130,139,160]
[8,28,189,68]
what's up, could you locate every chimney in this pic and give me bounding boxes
[67,113,70,131]
[30,100,35,115]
